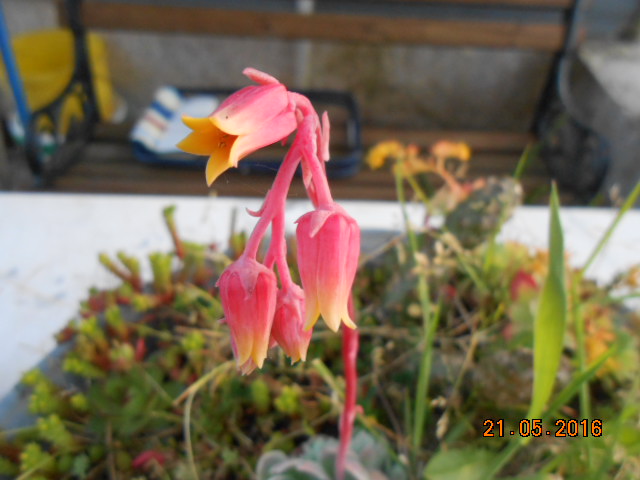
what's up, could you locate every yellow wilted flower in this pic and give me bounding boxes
[365,140,405,170]
[431,140,471,162]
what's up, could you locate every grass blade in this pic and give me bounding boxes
[582,181,640,276]
[512,143,534,181]
[527,183,567,420]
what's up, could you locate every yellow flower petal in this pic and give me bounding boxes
[206,154,234,186]
[182,115,215,131]
[177,130,220,156]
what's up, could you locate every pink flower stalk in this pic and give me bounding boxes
[271,283,313,363]
[336,297,360,480]
[178,68,297,186]
[217,256,278,371]
[179,66,361,480]
[296,204,360,332]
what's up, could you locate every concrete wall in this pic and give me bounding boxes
[2,0,555,132]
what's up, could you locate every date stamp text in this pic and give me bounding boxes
[483,419,603,438]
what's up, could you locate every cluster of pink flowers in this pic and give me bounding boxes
[179,68,360,374]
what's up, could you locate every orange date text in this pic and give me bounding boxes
[482,419,603,438]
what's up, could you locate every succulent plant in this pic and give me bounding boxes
[445,176,522,249]
[256,430,407,480]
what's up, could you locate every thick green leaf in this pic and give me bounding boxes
[527,184,567,420]
[424,447,496,480]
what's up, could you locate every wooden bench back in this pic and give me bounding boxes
[62,0,574,52]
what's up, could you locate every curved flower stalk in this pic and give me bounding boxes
[178,68,361,478]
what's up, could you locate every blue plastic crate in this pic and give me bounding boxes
[131,87,362,179]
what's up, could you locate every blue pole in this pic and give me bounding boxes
[0,2,31,131]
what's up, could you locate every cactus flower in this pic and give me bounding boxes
[178,71,297,185]
[296,204,360,332]
[217,256,278,370]
[271,283,313,363]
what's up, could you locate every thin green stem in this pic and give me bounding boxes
[173,361,233,406]
[311,359,343,400]
[595,374,638,477]
[582,181,640,276]
[484,440,521,479]
[487,342,618,476]
[512,143,534,181]
[570,275,592,468]
[413,299,441,451]
[394,169,434,456]
[606,292,640,304]
[177,362,233,480]
[16,456,58,480]
[546,341,619,417]
[395,167,420,258]
[404,173,431,205]
[184,389,200,480]
[571,181,640,469]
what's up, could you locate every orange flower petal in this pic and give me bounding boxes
[177,130,220,156]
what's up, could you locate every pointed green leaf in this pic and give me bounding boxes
[527,184,567,420]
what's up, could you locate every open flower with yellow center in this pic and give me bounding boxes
[177,68,297,185]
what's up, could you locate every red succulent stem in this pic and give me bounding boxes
[289,93,334,208]
[264,210,294,289]
[243,146,302,260]
[337,296,359,480]
[244,97,333,261]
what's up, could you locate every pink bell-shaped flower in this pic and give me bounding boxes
[271,283,313,363]
[296,204,360,332]
[217,256,278,370]
[178,68,297,186]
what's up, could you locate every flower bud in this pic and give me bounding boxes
[217,256,277,370]
[296,204,360,332]
[271,283,313,363]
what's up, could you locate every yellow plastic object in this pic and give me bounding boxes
[0,29,117,122]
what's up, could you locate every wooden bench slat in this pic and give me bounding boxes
[38,140,547,201]
[401,0,573,8]
[80,4,565,51]
[94,123,533,152]
[363,128,534,151]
